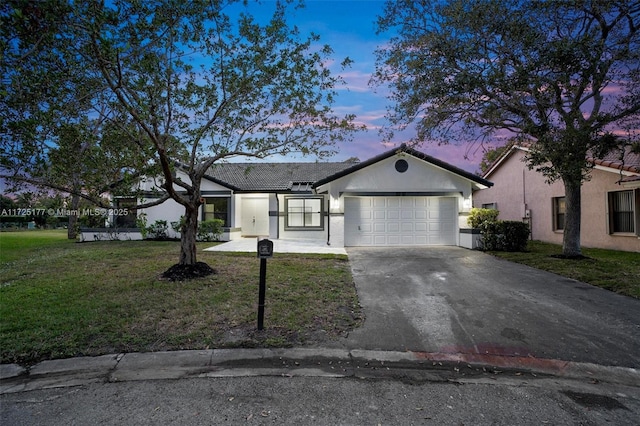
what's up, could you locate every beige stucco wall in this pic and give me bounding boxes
[473,149,640,252]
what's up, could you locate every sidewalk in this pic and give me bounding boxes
[2,347,639,394]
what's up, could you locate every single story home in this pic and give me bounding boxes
[110,145,492,248]
[472,144,640,252]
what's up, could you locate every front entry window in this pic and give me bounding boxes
[115,198,137,227]
[285,197,323,230]
[203,198,229,227]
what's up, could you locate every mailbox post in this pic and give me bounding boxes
[256,238,273,330]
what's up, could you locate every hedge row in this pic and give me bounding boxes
[468,208,530,252]
[478,220,530,252]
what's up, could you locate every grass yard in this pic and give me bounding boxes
[489,240,640,299]
[0,229,74,262]
[0,231,361,365]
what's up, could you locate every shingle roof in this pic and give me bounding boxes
[204,145,494,192]
[206,162,355,192]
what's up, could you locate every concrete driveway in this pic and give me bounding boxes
[336,247,640,368]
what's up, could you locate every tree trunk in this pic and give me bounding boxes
[562,179,582,257]
[67,193,80,239]
[179,205,199,265]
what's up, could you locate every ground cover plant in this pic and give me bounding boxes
[489,241,640,299]
[0,231,361,365]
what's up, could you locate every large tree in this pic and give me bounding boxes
[2,0,358,269]
[373,0,640,257]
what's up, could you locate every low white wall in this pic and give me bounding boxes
[459,229,482,249]
[224,228,243,241]
[79,228,143,242]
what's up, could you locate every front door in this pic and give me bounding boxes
[241,197,270,237]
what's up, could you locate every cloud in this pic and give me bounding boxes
[336,70,372,93]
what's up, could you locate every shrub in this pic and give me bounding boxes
[467,208,499,228]
[500,221,530,251]
[170,216,185,235]
[146,220,169,240]
[165,217,223,241]
[136,214,148,239]
[479,220,530,252]
[197,219,224,242]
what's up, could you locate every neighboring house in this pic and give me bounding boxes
[118,145,492,248]
[472,144,640,252]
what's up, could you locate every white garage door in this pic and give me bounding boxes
[344,196,457,246]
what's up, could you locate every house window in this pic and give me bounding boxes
[115,198,137,228]
[285,197,323,230]
[482,203,498,210]
[608,190,636,234]
[553,197,565,231]
[203,198,229,227]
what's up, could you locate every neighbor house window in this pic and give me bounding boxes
[115,198,137,228]
[203,198,229,227]
[608,190,636,234]
[482,202,497,210]
[553,197,565,231]
[285,197,323,229]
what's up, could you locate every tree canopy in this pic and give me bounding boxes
[373,0,640,256]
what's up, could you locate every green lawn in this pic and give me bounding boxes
[489,240,640,299]
[0,231,361,365]
[0,229,73,262]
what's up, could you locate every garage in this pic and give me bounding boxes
[344,196,457,246]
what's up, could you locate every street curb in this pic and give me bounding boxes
[1,348,639,394]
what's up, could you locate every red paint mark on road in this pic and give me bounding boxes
[411,348,571,375]
[439,343,533,358]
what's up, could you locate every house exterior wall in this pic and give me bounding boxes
[319,155,474,199]
[133,151,488,247]
[138,172,235,240]
[473,149,640,252]
[275,193,329,241]
[139,197,185,239]
[316,154,479,247]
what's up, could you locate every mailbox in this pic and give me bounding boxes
[257,238,274,259]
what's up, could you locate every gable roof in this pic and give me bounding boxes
[484,144,640,179]
[206,162,354,192]
[312,144,493,189]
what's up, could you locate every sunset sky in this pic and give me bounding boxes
[242,0,491,173]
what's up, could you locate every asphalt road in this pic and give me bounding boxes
[3,374,640,425]
[338,247,640,368]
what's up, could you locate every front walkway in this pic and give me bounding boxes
[203,238,347,255]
